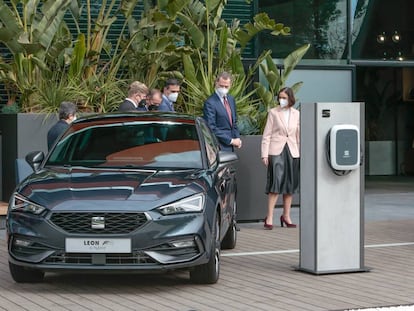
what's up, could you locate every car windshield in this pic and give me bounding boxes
[47,121,203,169]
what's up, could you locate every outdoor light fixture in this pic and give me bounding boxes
[376,32,386,43]
[376,30,403,60]
[392,31,401,43]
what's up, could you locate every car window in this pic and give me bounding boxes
[47,121,203,169]
[199,121,219,167]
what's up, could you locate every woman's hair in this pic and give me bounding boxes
[278,87,296,107]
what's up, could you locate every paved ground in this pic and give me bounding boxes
[0,176,413,311]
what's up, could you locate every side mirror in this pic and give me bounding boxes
[25,151,44,171]
[218,151,239,164]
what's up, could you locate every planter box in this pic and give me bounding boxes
[235,135,299,222]
[0,113,57,201]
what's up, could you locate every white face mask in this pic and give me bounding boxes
[279,98,289,108]
[167,92,179,103]
[216,87,229,97]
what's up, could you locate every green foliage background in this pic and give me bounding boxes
[0,0,309,134]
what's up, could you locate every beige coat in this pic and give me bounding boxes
[261,106,300,158]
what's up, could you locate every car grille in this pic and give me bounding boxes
[44,251,157,265]
[50,212,148,234]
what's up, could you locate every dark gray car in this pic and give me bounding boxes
[7,112,238,284]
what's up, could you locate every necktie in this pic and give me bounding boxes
[223,96,232,124]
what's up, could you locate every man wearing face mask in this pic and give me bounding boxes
[159,78,181,112]
[203,71,242,151]
[146,88,163,111]
[119,81,149,112]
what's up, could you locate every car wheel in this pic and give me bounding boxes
[221,201,237,250]
[9,262,44,283]
[190,214,220,284]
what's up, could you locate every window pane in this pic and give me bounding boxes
[258,0,348,60]
[48,122,202,169]
[351,0,414,60]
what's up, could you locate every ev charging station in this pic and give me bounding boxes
[299,102,368,274]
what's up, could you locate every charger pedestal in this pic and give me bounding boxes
[298,102,369,274]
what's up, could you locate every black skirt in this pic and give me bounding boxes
[265,145,300,194]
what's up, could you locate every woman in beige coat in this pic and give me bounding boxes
[261,87,300,229]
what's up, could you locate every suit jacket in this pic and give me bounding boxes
[261,106,300,158]
[118,99,138,112]
[47,120,69,150]
[203,92,240,151]
[158,95,174,112]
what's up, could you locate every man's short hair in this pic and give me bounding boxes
[128,81,148,97]
[59,101,77,120]
[216,71,232,82]
[164,78,181,89]
[148,88,162,99]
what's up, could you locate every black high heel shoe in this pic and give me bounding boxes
[264,217,273,230]
[280,215,296,228]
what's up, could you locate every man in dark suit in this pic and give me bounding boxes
[47,101,77,150]
[203,72,242,151]
[118,81,148,112]
[159,78,181,112]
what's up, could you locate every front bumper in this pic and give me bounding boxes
[7,211,213,272]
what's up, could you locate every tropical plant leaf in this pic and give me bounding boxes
[177,12,204,48]
[166,0,189,18]
[68,33,86,80]
[120,0,140,17]
[283,43,310,80]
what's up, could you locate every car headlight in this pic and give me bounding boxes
[157,194,205,215]
[11,193,46,215]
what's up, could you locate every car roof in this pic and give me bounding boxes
[74,112,200,125]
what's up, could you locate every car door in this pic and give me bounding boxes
[198,119,235,238]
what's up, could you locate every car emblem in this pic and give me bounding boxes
[91,216,105,229]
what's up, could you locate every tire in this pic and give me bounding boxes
[221,201,237,250]
[9,262,44,283]
[190,214,220,284]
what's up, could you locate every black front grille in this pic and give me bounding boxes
[44,251,157,265]
[50,212,148,234]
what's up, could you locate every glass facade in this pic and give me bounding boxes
[258,0,414,62]
[258,0,348,62]
[257,0,414,175]
[351,0,414,61]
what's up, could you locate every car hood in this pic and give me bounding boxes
[16,167,207,211]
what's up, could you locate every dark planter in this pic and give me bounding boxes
[0,113,57,201]
[235,135,299,222]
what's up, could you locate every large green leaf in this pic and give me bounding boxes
[120,0,140,17]
[0,0,24,53]
[177,12,204,48]
[205,0,222,13]
[282,43,310,80]
[26,0,41,23]
[68,33,86,80]
[166,0,190,18]
[183,54,198,83]
[235,13,291,50]
[34,0,72,52]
